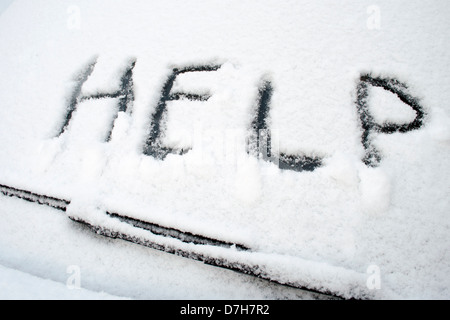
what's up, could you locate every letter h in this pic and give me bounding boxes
[56,57,136,142]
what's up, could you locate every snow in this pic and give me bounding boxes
[0,0,13,16]
[0,264,127,300]
[359,167,391,216]
[368,85,418,125]
[0,0,449,299]
[0,194,327,300]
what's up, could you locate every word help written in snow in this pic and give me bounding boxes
[56,58,425,171]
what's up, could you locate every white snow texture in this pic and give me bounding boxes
[0,0,449,299]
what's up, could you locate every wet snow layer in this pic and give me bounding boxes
[0,0,449,299]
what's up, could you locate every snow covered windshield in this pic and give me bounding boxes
[0,0,449,300]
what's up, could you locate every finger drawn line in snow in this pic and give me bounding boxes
[247,79,323,172]
[356,74,425,167]
[56,57,136,142]
[143,64,222,159]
